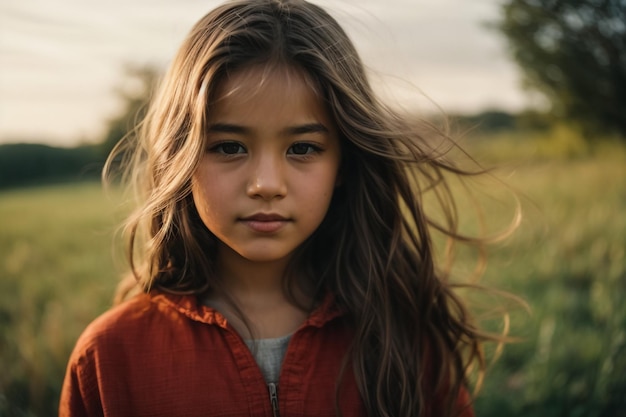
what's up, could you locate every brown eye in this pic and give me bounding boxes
[288,143,320,155]
[210,142,246,155]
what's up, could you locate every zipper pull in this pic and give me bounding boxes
[268,382,280,417]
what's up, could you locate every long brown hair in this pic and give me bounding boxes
[105,1,516,416]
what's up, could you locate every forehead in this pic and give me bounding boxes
[207,64,331,126]
[220,62,319,92]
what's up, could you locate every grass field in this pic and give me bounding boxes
[0,182,124,415]
[469,142,626,417]
[1,138,625,416]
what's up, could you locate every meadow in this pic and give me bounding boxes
[0,136,625,416]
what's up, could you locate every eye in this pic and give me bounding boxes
[288,143,321,155]
[210,141,246,155]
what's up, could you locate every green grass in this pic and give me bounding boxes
[0,182,124,415]
[467,138,626,417]
[1,138,625,416]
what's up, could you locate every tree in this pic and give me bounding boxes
[99,65,160,156]
[496,0,626,137]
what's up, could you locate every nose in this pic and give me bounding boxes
[246,154,287,200]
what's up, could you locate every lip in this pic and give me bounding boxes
[241,213,288,222]
[240,213,290,233]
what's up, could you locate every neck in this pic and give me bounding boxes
[215,244,293,306]
[206,244,312,339]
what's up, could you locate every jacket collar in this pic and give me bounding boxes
[150,290,344,330]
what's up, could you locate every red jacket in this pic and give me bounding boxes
[59,291,474,417]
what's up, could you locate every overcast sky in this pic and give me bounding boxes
[0,0,534,147]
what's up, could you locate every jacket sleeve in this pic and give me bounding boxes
[58,349,104,417]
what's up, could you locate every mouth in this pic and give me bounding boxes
[239,213,291,233]
[241,213,288,222]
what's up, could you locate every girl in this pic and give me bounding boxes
[60,0,506,416]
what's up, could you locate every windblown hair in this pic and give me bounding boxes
[106,1,512,416]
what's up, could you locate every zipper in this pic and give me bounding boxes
[268,382,280,417]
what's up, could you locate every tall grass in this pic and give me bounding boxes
[0,137,624,416]
[467,136,626,417]
[0,183,124,415]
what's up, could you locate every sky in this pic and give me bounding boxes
[0,0,534,147]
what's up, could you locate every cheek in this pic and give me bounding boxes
[300,169,339,215]
[191,173,222,226]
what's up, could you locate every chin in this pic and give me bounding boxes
[236,248,295,264]
[242,254,290,264]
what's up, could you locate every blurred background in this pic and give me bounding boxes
[1,0,625,415]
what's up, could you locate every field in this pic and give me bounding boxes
[1,138,625,416]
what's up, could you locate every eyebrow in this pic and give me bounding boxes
[287,123,329,135]
[207,123,249,134]
[207,122,329,136]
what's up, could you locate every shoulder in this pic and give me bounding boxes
[60,293,164,414]
[71,293,156,354]
[60,292,232,415]
[68,290,225,364]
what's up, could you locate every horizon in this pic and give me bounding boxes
[0,0,539,147]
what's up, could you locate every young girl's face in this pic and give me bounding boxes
[191,65,341,268]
